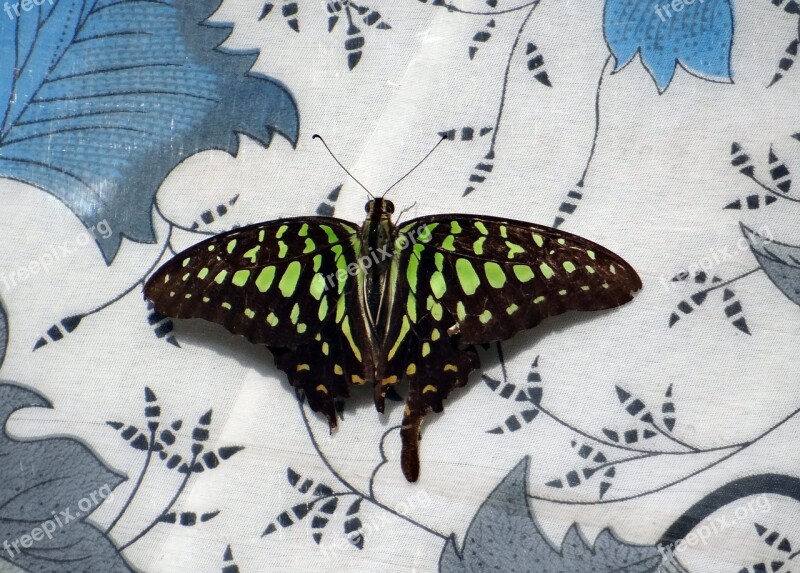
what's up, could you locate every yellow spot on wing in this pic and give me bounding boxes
[352,375,365,384]
[534,296,545,304]
[322,342,329,355]
[431,328,441,341]
[267,312,279,326]
[406,364,416,376]
[383,375,398,385]
[423,385,437,394]
[316,384,328,394]
[443,364,458,372]
[244,308,255,319]
[334,364,343,375]
[296,364,310,372]
[422,342,431,357]
[221,302,232,310]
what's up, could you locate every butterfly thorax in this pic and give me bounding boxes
[360,199,398,345]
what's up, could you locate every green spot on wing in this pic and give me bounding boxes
[513,265,534,283]
[473,236,486,255]
[278,241,288,258]
[563,261,576,273]
[479,310,492,324]
[532,233,544,248]
[442,235,456,251]
[451,221,462,234]
[457,301,467,321]
[276,225,288,239]
[299,223,309,237]
[506,241,524,259]
[475,222,488,235]
[232,270,250,287]
[430,271,446,299]
[214,270,228,284]
[279,261,302,297]
[198,268,209,280]
[310,274,326,300]
[303,238,316,254]
[484,262,506,288]
[226,240,237,254]
[455,258,480,295]
[255,267,276,292]
[320,225,338,244]
[539,262,555,279]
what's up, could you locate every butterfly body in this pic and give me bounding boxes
[145,199,641,481]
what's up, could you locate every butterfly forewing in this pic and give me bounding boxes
[145,218,373,426]
[395,215,641,345]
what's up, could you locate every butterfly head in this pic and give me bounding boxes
[365,198,395,218]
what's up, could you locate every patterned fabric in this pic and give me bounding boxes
[0,1,798,571]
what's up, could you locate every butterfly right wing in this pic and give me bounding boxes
[145,217,373,426]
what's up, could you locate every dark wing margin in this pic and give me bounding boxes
[376,215,641,481]
[144,217,373,427]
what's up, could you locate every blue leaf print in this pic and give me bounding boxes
[0,0,299,263]
[603,0,734,93]
[0,384,132,572]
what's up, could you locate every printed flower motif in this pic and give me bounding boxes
[604,0,734,93]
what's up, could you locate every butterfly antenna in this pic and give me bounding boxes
[313,134,375,199]
[382,135,448,198]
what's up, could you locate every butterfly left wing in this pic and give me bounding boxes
[144,218,373,428]
[378,215,641,481]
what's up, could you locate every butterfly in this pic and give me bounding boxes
[144,137,642,482]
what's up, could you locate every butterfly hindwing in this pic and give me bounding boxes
[145,217,373,426]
